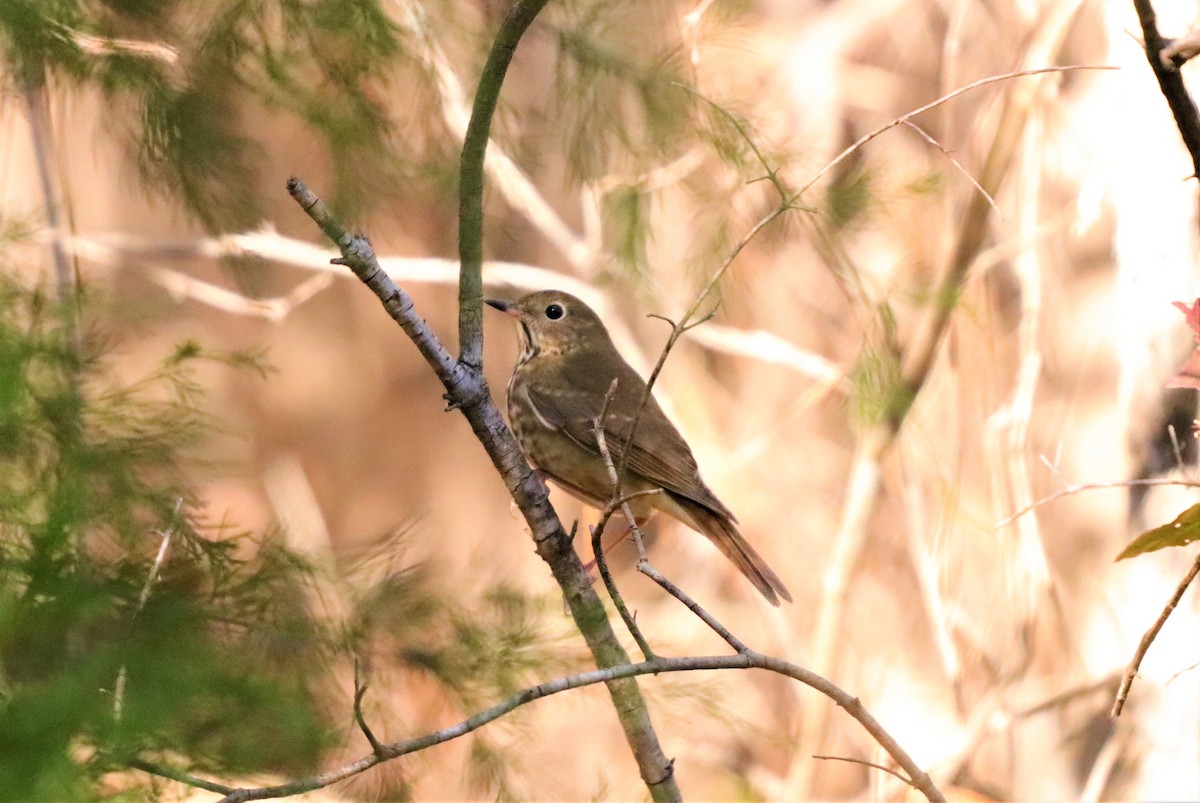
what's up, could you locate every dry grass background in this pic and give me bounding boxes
[5,0,1200,799]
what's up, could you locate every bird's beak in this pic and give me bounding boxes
[485,298,520,317]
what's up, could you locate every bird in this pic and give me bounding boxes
[486,290,792,605]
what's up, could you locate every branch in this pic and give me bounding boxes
[812,754,914,787]
[617,87,798,481]
[995,477,1200,529]
[590,378,657,661]
[286,175,678,800]
[1111,550,1200,716]
[158,653,944,803]
[900,119,1001,217]
[635,560,748,654]
[589,378,747,654]
[796,66,1117,197]
[457,0,552,370]
[437,6,684,780]
[112,499,182,724]
[1132,0,1200,177]
[401,2,593,271]
[353,661,384,757]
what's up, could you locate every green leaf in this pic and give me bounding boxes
[1117,503,1200,560]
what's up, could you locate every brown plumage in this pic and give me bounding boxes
[487,290,792,605]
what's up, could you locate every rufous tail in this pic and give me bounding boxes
[679,498,792,606]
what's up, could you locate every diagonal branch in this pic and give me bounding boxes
[1111,550,1200,716]
[285,177,679,801]
[617,86,799,482]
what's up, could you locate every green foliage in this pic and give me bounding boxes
[547,0,694,182]
[826,168,873,230]
[350,553,569,797]
[849,308,908,428]
[1117,503,1200,560]
[600,184,651,280]
[358,570,567,711]
[0,0,406,229]
[0,278,332,797]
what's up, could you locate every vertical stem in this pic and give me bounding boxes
[22,71,78,344]
[1132,0,1200,178]
[451,4,682,798]
[457,0,551,369]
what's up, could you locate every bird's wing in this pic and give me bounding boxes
[522,354,734,519]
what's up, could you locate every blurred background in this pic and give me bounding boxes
[3,0,1200,799]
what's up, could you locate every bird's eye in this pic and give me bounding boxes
[544,303,565,320]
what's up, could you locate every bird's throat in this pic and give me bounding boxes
[516,321,538,364]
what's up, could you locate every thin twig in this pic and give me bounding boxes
[1166,659,1200,686]
[591,521,655,661]
[1111,550,1200,716]
[591,378,657,660]
[636,561,748,654]
[812,754,913,786]
[113,499,183,724]
[353,660,385,757]
[797,65,1117,196]
[129,758,235,795]
[608,85,800,486]
[995,478,1200,529]
[132,652,944,803]
[900,119,1001,217]
[673,82,795,202]
[617,172,792,483]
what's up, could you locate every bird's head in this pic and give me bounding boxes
[486,290,609,357]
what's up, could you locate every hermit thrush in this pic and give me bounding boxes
[486,290,792,605]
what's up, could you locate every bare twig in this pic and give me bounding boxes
[1166,659,1200,686]
[1111,550,1200,716]
[995,478,1199,529]
[22,74,77,344]
[587,370,751,655]
[131,653,944,803]
[113,499,183,724]
[591,378,657,661]
[812,754,913,786]
[353,660,385,757]
[616,87,797,482]
[900,119,1001,217]
[797,66,1117,196]
[636,561,748,654]
[590,518,657,661]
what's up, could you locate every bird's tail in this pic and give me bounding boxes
[676,497,793,606]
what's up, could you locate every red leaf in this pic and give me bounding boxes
[1174,299,1200,341]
